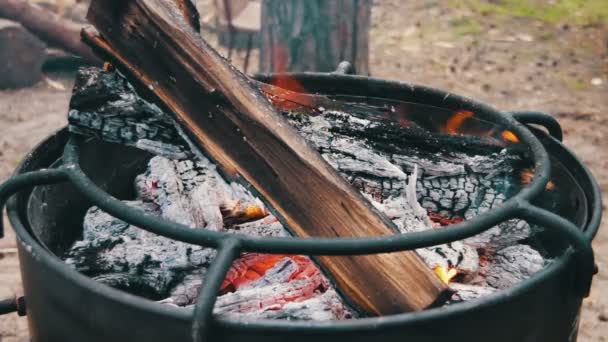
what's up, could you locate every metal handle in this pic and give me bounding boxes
[508,111,563,142]
[333,61,356,75]
[0,295,26,316]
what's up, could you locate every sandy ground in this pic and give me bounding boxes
[0,1,607,341]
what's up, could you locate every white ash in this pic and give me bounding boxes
[449,283,496,303]
[366,167,479,279]
[220,289,350,321]
[226,216,288,238]
[465,219,534,251]
[135,157,265,230]
[65,201,216,296]
[474,245,547,290]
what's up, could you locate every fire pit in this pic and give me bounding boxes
[0,67,601,342]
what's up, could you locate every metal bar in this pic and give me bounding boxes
[508,111,563,142]
[518,203,595,296]
[0,169,69,238]
[192,239,241,342]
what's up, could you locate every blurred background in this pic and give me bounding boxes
[0,0,606,341]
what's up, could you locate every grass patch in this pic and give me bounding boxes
[450,17,483,36]
[454,0,608,25]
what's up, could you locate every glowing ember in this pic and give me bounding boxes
[501,130,520,143]
[428,212,464,227]
[520,168,556,191]
[434,266,459,285]
[445,110,474,135]
[221,202,269,225]
[221,253,320,294]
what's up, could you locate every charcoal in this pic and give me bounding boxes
[68,67,523,215]
[448,283,496,303]
[221,289,352,321]
[65,201,216,297]
[465,219,533,251]
[68,68,191,160]
[64,67,551,318]
[134,156,265,230]
[366,168,479,279]
[474,245,547,289]
[159,269,205,306]
[211,257,353,320]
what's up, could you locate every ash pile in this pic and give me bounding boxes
[64,67,552,320]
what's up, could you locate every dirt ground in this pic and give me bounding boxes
[0,1,607,341]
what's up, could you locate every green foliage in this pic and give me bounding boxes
[455,0,608,25]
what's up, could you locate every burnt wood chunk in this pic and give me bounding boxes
[84,0,449,315]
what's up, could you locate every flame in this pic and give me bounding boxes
[221,201,269,225]
[243,205,267,220]
[434,266,459,285]
[444,110,474,135]
[520,168,556,191]
[271,45,307,93]
[501,130,520,143]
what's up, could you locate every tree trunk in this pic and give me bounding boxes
[259,0,371,75]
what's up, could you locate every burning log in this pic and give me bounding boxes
[83,0,450,315]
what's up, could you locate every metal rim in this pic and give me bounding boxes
[1,74,600,340]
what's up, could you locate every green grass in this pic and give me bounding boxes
[454,0,608,25]
[450,17,483,36]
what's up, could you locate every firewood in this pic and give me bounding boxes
[84,0,449,315]
[0,19,46,89]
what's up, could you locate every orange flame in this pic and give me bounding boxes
[271,45,307,93]
[444,110,474,135]
[434,266,459,285]
[501,130,520,143]
[520,168,556,191]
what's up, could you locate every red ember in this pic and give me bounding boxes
[221,253,323,295]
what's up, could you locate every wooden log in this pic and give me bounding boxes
[0,0,100,64]
[0,19,46,89]
[84,0,449,315]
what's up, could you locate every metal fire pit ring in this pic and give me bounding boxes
[0,70,602,342]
